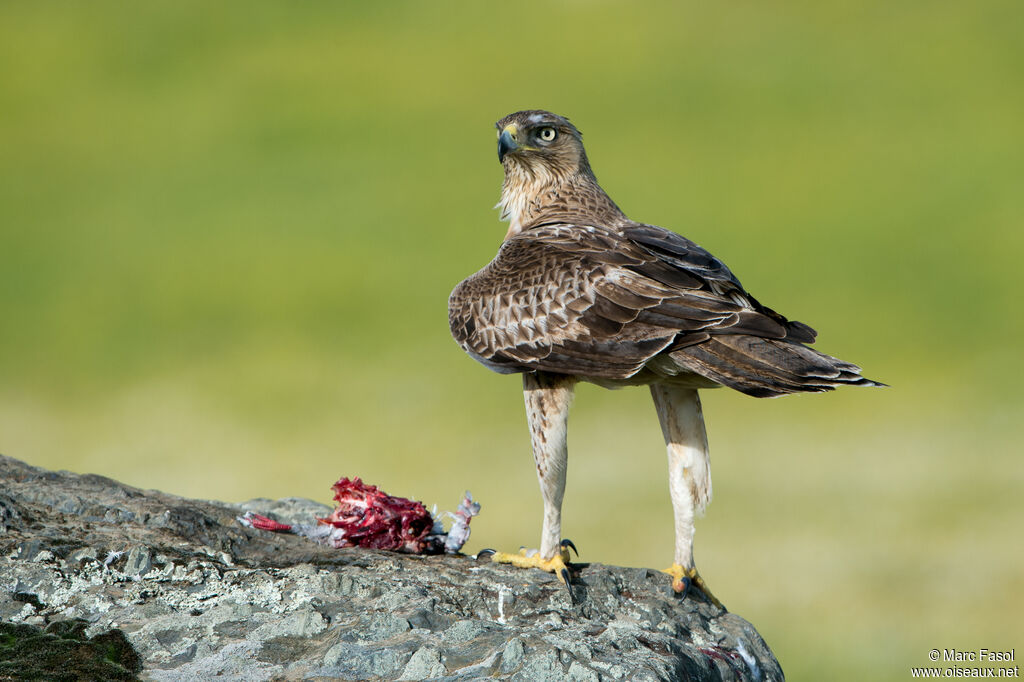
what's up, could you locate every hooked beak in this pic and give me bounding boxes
[497,124,518,162]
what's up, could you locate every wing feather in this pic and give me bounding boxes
[448,222,873,392]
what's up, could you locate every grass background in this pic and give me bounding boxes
[1,1,1021,678]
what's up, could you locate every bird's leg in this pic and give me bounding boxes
[488,371,577,592]
[526,371,574,561]
[650,385,723,608]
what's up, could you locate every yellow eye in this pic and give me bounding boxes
[538,127,557,142]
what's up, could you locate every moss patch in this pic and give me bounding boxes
[0,620,141,681]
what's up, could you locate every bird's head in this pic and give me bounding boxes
[495,110,590,178]
[493,109,623,237]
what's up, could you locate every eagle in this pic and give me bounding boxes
[448,110,881,604]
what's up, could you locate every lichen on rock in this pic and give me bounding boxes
[0,454,782,680]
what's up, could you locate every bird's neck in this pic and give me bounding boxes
[498,163,628,240]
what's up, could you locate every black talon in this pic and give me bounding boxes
[560,539,578,557]
[476,549,496,561]
[560,567,576,604]
[677,575,692,599]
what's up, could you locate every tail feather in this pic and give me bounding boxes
[668,335,884,398]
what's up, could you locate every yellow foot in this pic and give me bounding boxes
[480,540,578,602]
[662,563,724,609]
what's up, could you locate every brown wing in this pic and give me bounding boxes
[449,223,805,379]
[449,222,882,396]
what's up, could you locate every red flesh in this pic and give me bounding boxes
[319,477,434,553]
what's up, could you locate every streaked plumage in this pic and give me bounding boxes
[450,110,878,398]
[448,110,881,601]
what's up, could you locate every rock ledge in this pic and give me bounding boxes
[0,454,782,681]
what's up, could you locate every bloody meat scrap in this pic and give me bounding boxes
[240,477,479,555]
[320,477,434,552]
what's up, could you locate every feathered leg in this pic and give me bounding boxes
[650,385,722,607]
[524,371,575,560]
[486,372,578,594]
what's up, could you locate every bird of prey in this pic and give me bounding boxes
[448,110,881,604]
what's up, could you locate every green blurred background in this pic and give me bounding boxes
[1,1,1021,678]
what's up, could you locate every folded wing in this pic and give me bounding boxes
[448,223,880,396]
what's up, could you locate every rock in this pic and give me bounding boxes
[0,454,783,680]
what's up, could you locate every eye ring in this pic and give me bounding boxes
[538,127,557,142]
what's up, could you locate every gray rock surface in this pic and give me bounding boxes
[0,454,783,681]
